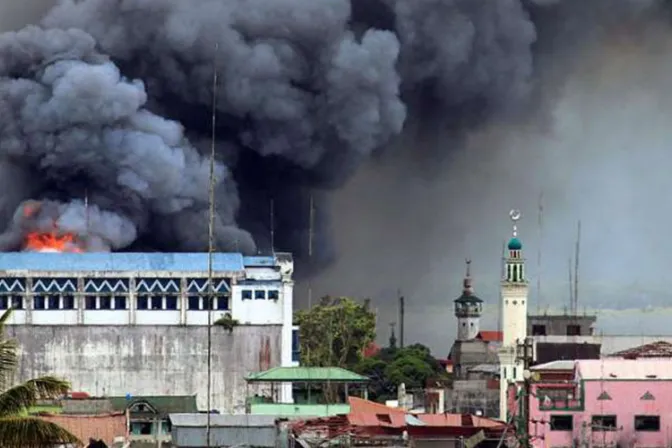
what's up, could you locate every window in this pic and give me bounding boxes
[255,290,266,300]
[130,421,153,435]
[99,296,112,310]
[376,414,392,424]
[550,415,573,431]
[513,367,517,379]
[151,296,162,310]
[33,295,46,310]
[532,325,547,336]
[11,296,23,310]
[566,325,581,336]
[591,415,617,431]
[241,290,252,300]
[47,295,59,310]
[62,295,75,310]
[165,295,178,310]
[215,296,229,310]
[268,290,279,300]
[137,295,149,310]
[292,329,300,362]
[85,296,97,310]
[0,297,8,309]
[634,415,660,432]
[114,297,127,310]
[188,295,200,310]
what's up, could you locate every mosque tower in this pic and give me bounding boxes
[498,209,529,421]
[454,259,483,341]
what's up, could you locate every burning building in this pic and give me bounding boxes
[0,249,297,412]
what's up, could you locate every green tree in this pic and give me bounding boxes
[0,309,80,447]
[355,344,448,402]
[294,296,376,369]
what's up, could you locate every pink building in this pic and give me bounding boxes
[514,359,672,448]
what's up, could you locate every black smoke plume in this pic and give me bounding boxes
[1,0,659,275]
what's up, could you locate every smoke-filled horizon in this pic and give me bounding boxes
[0,0,543,260]
[3,0,672,350]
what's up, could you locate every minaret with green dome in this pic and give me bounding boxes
[498,209,529,421]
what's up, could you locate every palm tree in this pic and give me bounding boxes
[0,309,81,447]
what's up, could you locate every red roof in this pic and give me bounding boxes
[39,413,126,445]
[610,341,672,359]
[476,331,503,342]
[292,398,509,440]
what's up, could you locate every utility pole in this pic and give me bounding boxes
[398,293,405,349]
[515,337,534,448]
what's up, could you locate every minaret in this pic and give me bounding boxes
[498,209,529,421]
[454,259,483,341]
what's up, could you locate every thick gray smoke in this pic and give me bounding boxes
[2,0,661,278]
[0,25,253,252]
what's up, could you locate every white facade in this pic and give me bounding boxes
[457,316,480,340]
[0,251,297,404]
[497,227,528,421]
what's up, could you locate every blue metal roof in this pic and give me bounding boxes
[0,252,275,273]
[242,256,276,267]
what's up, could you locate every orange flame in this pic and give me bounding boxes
[24,232,83,253]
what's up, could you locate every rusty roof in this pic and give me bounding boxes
[417,414,505,428]
[39,413,126,445]
[609,340,672,359]
[476,331,503,342]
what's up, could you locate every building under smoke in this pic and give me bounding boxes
[0,251,297,412]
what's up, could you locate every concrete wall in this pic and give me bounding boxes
[528,314,596,336]
[7,324,281,413]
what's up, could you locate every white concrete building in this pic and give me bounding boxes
[0,251,298,412]
[498,212,528,421]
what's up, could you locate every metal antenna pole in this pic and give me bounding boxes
[537,192,543,312]
[270,199,275,253]
[574,220,581,316]
[206,43,219,448]
[307,194,314,308]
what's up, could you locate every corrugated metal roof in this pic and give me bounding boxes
[108,395,198,415]
[578,359,672,380]
[0,252,252,272]
[39,413,126,445]
[609,340,672,359]
[246,367,369,383]
[468,364,499,374]
[169,413,277,427]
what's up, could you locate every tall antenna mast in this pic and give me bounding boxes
[270,199,275,253]
[398,291,405,349]
[536,192,543,312]
[573,220,581,316]
[568,258,574,314]
[84,189,90,248]
[205,43,219,448]
[498,241,505,333]
[307,194,315,308]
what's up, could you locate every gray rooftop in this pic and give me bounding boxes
[169,413,277,427]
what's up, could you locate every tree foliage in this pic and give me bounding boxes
[294,296,376,368]
[354,344,448,402]
[0,309,81,447]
